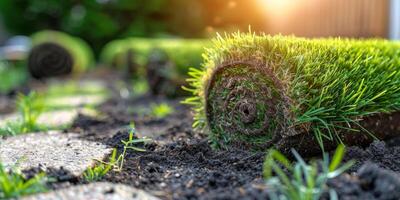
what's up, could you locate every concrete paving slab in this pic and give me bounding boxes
[0,131,112,176]
[21,182,160,200]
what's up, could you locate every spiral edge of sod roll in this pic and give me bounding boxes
[183,32,400,154]
[29,30,94,79]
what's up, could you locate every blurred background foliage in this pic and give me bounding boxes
[0,0,266,55]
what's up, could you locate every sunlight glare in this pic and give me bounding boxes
[257,0,296,15]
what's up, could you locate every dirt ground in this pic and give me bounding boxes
[2,71,400,200]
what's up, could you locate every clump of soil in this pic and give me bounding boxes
[23,167,79,190]
[344,138,400,173]
[327,163,400,200]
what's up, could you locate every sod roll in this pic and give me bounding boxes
[29,30,94,79]
[100,38,210,96]
[100,38,159,73]
[185,33,400,154]
[146,39,210,97]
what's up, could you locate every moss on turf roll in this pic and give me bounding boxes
[184,33,400,154]
[28,30,94,79]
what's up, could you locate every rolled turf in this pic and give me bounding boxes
[28,30,94,79]
[100,38,210,96]
[100,38,159,74]
[184,33,400,154]
[146,39,210,97]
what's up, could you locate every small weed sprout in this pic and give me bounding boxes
[85,124,151,181]
[0,162,47,199]
[17,92,44,132]
[83,149,117,182]
[131,78,149,97]
[263,145,354,200]
[0,92,46,136]
[113,125,151,171]
[151,103,174,118]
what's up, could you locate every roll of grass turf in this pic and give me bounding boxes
[184,33,400,154]
[100,38,210,96]
[28,30,94,79]
[146,39,210,97]
[100,38,159,75]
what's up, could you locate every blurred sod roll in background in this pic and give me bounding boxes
[100,38,210,97]
[29,30,94,79]
[146,39,211,97]
[100,38,159,74]
[185,33,400,154]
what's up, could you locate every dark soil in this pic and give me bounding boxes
[23,167,79,190]
[0,95,14,114]
[327,163,400,200]
[344,138,400,173]
[74,92,400,200]
[2,70,400,200]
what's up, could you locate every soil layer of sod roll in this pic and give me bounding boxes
[185,33,400,154]
[28,30,94,79]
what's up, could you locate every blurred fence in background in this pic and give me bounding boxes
[263,0,389,38]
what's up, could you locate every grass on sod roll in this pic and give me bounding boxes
[263,144,353,200]
[184,32,400,152]
[29,30,94,78]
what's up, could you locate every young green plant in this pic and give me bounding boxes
[85,124,151,181]
[0,92,46,136]
[113,125,151,172]
[263,145,354,200]
[150,103,174,118]
[83,149,117,182]
[0,162,48,199]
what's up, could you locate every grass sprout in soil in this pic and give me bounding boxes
[0,92,47,136]
[83,124,151,182]
[0,162,48,199]
[263,145,354,200]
